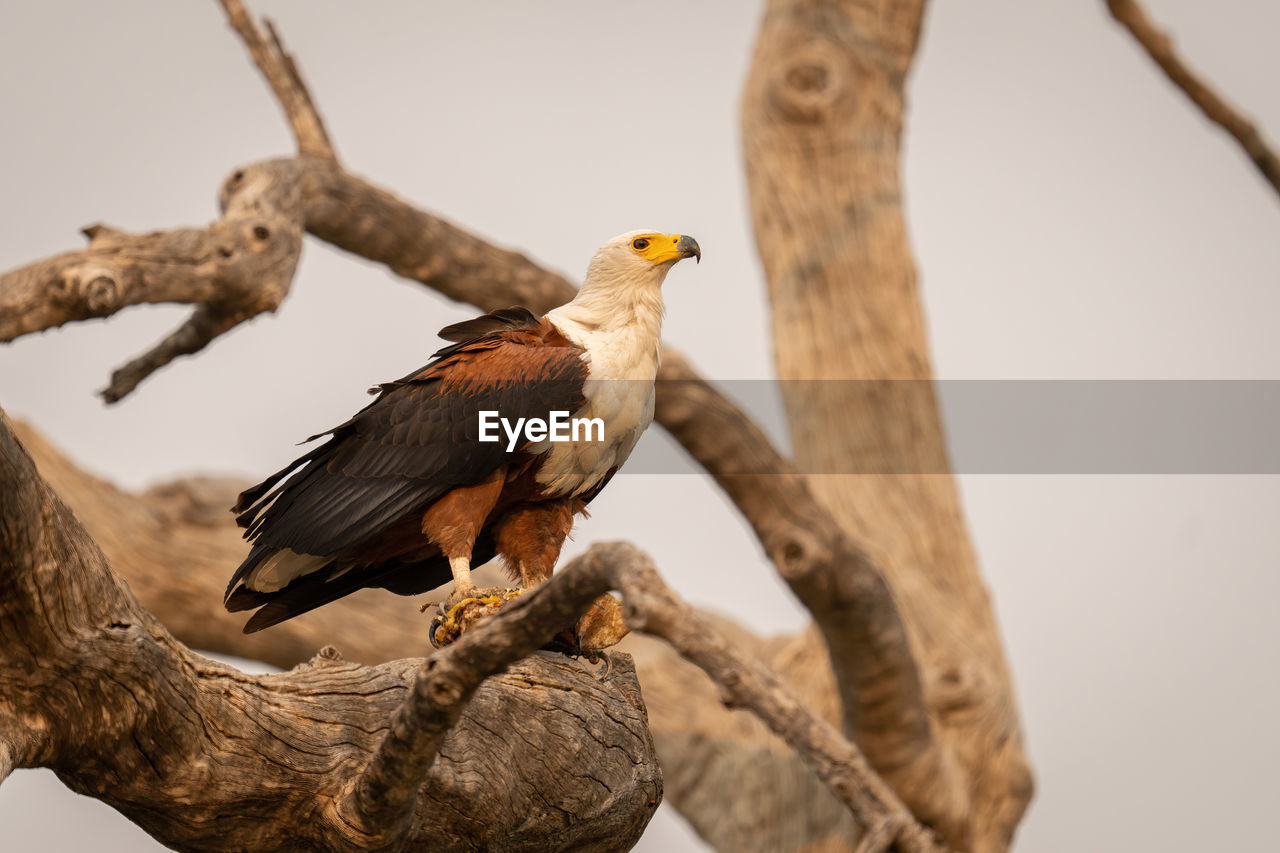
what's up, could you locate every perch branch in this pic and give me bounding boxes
[3,402,936,851]
[351,541,945,853]
[347,562,620,840]
[219,0,335,160]
[0,2,951,839]
[1107,0,1280,197]
[0,408,659,852]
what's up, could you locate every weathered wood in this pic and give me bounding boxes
[10,420,867,849]
[0,127,950,851]
[0,1,1041,849]
[0,409,660,852]
[742,1,1032,850]
[3,409,949,850]
[219,0,336,161]
[0,160,305,403]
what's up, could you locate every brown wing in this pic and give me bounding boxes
[224,314,587,629]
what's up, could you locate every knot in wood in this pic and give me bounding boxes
[317,645,344,662]
[769,42,846,123]
[249,222,272,244]
[425,672,464,706]
[56,267,121,315]
[774,535,815,579]
[84,275,120,313]
[928,661,983,715]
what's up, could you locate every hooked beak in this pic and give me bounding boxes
[675,234,701,264]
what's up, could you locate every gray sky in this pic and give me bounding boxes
[2,1,1278,850]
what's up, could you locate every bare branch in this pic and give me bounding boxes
[352,542,945,853]
[0,159,304,400]
[4,401,936,850]
[853,817,905,853]
[653,356,956,821]
[0,408,659,852]
[740,1,1035,847]
[347,562,627,844]
[0,4,963,841]
[219,0,336,160]
[1107,0,1280,197]
[592,546,944,853]
[102,303,244,402]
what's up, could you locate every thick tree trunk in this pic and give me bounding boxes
[740,1,1033,850]
[0,2,1037,849]
[4,413,947,853]
[0,412,662,853]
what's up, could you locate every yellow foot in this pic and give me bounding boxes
[428,587,523,649]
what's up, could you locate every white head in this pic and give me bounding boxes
[561,230,700,330]
[584,230,701,285]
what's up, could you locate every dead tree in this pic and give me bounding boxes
[64,0,1280,848]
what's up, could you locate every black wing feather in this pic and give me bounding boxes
[225,314,587,629]
[435,306,540,346]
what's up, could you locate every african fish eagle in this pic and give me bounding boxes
[224,231,700,640]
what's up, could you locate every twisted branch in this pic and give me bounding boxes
[3,402,940,851]
[0,407,658,852]
[0,1,953,842]
[345,541,944,853]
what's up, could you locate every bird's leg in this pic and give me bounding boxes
[448,555,477,602]
[489,499,626,655]
[514,558,545,589]
[420,469,506,610]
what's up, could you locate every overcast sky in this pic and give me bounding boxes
[2,2,1278,851]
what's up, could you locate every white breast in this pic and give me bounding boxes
[532,314,660,496]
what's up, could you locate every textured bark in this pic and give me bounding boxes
[0,163,305,403]
[0,409,660,853]
[0,123,950,850]
[220,0,336,161]
[0,0,1042,849]
[3,413,948,852]
[741,1,1032,851]
[11,420,426,671]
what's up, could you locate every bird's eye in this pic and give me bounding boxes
[632,238,650,250]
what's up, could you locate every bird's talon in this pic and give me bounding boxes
[428,587,524,648]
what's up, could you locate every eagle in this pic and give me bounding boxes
[224,231,700,644]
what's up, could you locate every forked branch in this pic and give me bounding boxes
[0,1,955,843]
[0,407,658,852]
[2,405,938,852]
[0,160,304,402]
[343,541,945,853]
[219,0,335,160]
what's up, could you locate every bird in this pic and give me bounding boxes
[224,230,700,646]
